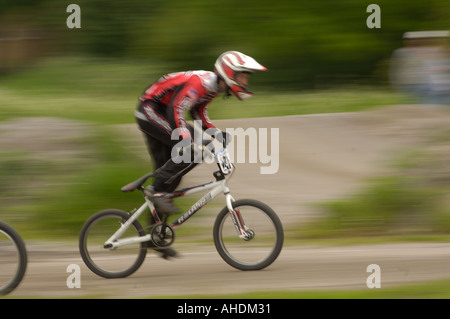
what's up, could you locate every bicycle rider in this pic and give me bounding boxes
[134,51,267,257]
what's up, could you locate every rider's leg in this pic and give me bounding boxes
[151,122,199,193]
[136,102,181,259]
[135,101,172,169]
[148,147,199,215]
[145,137,171,172]
[136,102,180,214]
[136,102,199,194]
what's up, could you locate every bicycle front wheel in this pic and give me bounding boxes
[0,221,27,295]
[213,199,284,271]
[79,209,147,278]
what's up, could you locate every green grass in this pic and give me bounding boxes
[209,88,414,120]
[147,278,450,299]
[0,56,414,124]
[7,278,450,299]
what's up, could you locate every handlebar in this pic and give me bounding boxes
[189,128,234,175]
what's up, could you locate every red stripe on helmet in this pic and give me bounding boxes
[222,61,235,79]
[231,52,245,65]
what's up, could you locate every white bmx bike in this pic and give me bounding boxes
[79,145,284,278]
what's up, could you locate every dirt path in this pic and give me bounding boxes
[9,242,450,298]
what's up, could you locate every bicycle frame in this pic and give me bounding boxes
[104,158,247,250]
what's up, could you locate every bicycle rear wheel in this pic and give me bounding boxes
[0,221,27,295]
[79,209,147,278]
[213,199,284,271]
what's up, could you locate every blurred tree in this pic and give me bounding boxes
[0,0,449,88]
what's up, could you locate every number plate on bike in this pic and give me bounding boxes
[216,149,232,175]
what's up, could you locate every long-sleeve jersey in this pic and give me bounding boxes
[139,70,220,138]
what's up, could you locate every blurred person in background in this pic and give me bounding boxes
[134,51,267,258]
[389,30,450,106]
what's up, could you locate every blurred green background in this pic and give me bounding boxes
[0,0,449,240]
[1,0,449,88]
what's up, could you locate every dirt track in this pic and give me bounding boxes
[7,104,450,298]
[10,242,450,298]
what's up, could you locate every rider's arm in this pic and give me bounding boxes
[190,102,232,146]
[167,77,206,140]
[190,102,216,131]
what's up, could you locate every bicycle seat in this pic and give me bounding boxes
[121,173,155,192]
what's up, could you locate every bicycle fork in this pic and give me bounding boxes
[226,194,254,241]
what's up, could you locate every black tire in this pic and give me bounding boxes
[213,199,283,271]
[79,209,147,278]
[0,221,28,295]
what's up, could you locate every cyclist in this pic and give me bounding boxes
[135,51,266,257]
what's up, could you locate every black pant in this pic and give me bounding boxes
[135,101,199,193]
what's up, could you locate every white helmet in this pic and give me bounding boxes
[214,51,267,100]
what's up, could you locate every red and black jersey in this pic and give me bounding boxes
[139,71,220,137]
